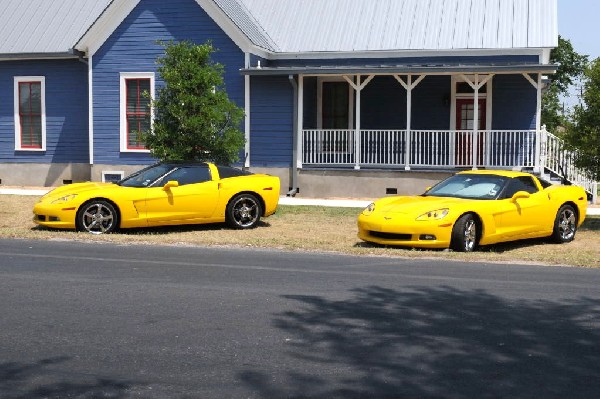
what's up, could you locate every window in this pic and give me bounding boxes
[120,73,154,152]
[501,176,539,199]
[14,76,46,151]
[155,165,211,186]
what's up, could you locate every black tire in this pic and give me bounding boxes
[76,200,119,234]
[226,193,262,229]
[450,213,478,252]
[551,204,577,243]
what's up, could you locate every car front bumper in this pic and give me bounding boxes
[357,212,454,249]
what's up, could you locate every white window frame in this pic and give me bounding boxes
[14,76,46,151]
[317,77,355,130]
[120,72,154,153]
[102,170,125,183]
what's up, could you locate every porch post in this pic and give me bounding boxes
[297,75,304,169]
[343,75,375,170]
[473,74,479,170]
[394,74,426,170]
[355,75,362,169]
[244,53,251,168]
[523,73,543,173]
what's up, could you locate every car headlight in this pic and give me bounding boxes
[362,202,376,215]
[416,208,449,221]
[50,194,78,204]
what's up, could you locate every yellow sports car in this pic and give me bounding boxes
[358,170,588,252]
[34,162,280,234]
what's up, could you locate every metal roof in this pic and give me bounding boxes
[0,0,111,57]
[0,0,557,58]
[240,0,558,53]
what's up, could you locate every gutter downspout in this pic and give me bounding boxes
[288,74,299,197]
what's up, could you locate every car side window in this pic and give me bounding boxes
[502,177,539,199]
[156,165,211,186]
[517,176,539,194]
[168,166,211,186]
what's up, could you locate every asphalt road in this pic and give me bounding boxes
[1,238,599,398]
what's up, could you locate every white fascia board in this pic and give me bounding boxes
[267,48,547,61]
[74,0,140,56]
[194,0,266,55]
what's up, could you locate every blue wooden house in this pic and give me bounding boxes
[0,0,596,200]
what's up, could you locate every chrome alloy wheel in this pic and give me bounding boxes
[557,207,576,242]
[230,195,260,228]
[462,218,477,251]
[80,202,116,234]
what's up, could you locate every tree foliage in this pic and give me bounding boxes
[145,41,245,164]
[562,58,600,180]
[541,36,588,132]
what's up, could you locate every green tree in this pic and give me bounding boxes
[542,36,588,132]
[145,41,245,164]
[562,58,600,180]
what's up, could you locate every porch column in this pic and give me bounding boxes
[460,74,493,170]
[244,53,251,168]
[394,75,425,170]
[344,75,374,169]
[297,75,304,169]
[523,73,543,173]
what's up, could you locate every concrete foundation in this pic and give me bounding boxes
[249,166,453,198]
[0,163,91,187]
[2,162,454,200]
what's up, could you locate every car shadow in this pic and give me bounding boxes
[239,285,600,398]
[31,221,272,236]
[581,215,600,231]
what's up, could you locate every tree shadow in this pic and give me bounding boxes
[0,356,135,398]
[240,286,600,398]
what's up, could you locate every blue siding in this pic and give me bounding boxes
[362,76,407,129]
[412,75,452,129]
[250,76,293,167]
[92,0,245,165]
[0,59,88,163]
[492,74,537,129]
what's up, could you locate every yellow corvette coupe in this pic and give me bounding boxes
[34,162,280,234]
[358,170,588,252]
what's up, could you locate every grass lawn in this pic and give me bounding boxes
[1,195,599,268]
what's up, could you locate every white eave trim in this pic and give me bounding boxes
[74,0,140,56]
[265,47,551,61]
[194,0,270,56]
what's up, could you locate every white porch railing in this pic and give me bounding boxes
[302,128,598,202]
[302,129,539,169]
[542,131,598,200]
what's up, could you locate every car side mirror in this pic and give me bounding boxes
[163,180,179,191]
[511,190,530,201]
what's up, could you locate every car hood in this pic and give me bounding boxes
[375,195,470,215]
[41,182,118,200]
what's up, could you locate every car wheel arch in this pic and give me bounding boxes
[451,211,484,248]
[75,198,122,230]
[226,191,266,217]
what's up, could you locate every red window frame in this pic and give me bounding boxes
[125,78,151,150]
[18,81,43,149]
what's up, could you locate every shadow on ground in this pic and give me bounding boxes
[0,356,134,398]
[240,286,600,398]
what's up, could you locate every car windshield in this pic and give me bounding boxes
[424,174,509,200]
[117,164,175,188]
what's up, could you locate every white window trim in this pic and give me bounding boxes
[120,72,154,153]
[14,76,46,151]
[317,77,354,130]
[102,170,125,183]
